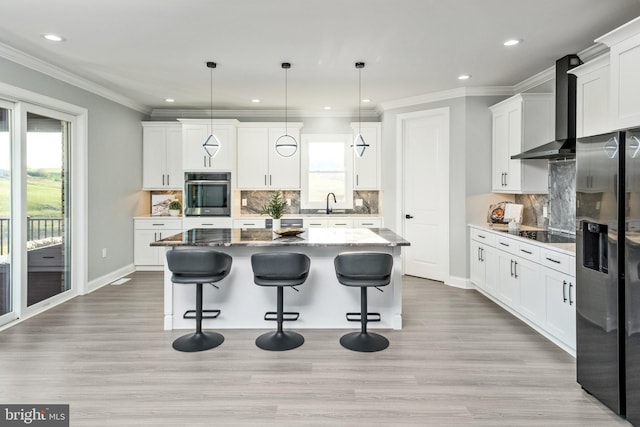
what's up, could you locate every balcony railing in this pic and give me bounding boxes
[0,217,64,256]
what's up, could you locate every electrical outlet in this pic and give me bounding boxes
[286,198,291,206]
[355,198,363,207]
[542,206,548,218]
[102,248,107,258]
[241,198,247,206]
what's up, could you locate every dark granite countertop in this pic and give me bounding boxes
[151,227,410,247]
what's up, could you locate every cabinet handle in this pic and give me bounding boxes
[477,234,486,239]
[202,223,213,226]
[514,260,518,278]
[204,156,206,167]
[209,157,212,167]
[569,283,574,306]
[480,247,485,262]
[546,257,561,264]
[504,172,508,186]
[510,259,514,277]
[269,175,272,186]
[162,174,165,186]
[152,223,165,226]
[264,175,267,186]
[334,223,347,226]
[499,242,510,247]
[356,174,359,186]
[562,280,568,302]
[167,174,170,186]
[477,247,481,261]
[310,223,322,226]
[154,232,157,241]
[159,232,162,240]
[520,249,532,255]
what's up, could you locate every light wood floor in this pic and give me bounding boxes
[0,272,630,426]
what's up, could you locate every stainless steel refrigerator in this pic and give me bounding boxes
[576,127,640,425]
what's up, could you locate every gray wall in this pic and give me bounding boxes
[0,57,147,282]
[381,94,508,282]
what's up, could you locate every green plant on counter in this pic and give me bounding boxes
[169,200,182,211]
[261,190,287,219]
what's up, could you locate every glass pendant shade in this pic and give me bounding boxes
[203,61,220,158]
[353,133,370,158]
[275,62,298,157]
[203,133,221,158]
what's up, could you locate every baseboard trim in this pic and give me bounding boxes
[445,276,473,289]
[86,264,136,294]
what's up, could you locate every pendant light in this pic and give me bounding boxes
[275,62,298,157]
[203,61,221,158]
[352,61,370,158]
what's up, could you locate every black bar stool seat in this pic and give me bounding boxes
[166,248,232,352]
[251,252,310,351]
[334,252,393,352]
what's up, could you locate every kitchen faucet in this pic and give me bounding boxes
[326,192,337,215]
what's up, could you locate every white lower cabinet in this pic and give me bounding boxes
[468,225,576,354]
[134,218,182,269]
[302,217,382,228]
[182,217,233,230]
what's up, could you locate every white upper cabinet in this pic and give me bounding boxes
[572,55,611,138]
[596,16,640,130]
[142,122,183,190]
[236,123,302,189]
[490,94,553,194]
[350,122,381,189]
[180,119,238,172]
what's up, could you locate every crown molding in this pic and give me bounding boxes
[150,108,380,120]
[379,86,514,111]
[0,42,151,114]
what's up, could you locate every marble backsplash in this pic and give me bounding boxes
[239,190,380,215]
[514,159,576,233]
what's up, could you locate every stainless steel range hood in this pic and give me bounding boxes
[511,54,583,160]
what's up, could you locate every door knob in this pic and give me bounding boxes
[405,214,414,219]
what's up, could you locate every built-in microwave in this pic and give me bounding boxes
[184,172,231,216]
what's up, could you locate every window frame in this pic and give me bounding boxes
[300,133,353,210]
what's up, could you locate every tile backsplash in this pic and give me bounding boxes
[515,159,576,233]
[239,190,380,215]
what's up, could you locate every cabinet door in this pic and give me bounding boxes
[268,127,300,189]
[142,126,167,189]
[183,124,234,171]
[576,62,610,138]
[492,112,510,191]
[496,251,518,306]
[610,33,640,130]
[353,124,380,189]
[237,127,269,188]
[470,241,485,289]
[134,229,160,266]
[517,257,544,324]
[165,126,183,189]
[544,268,576,349]
[504,106,523,192]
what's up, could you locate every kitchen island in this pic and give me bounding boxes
[151,227,410,330]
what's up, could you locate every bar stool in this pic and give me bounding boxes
[334,252,393,352]
[251,252,310,351]
[166,248,232,352]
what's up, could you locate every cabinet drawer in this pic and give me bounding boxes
[470,228,495,245]
[353,218,383,228]
[232,219,266,228]
[541,249,574,275]
[328,219,354,228]
[183,217,232,229]
[303,219,328,228]
[513,241,540,262]
[135,218,183,230]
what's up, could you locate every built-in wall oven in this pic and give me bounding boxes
[184,172,231,216]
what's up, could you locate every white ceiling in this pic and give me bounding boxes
[1,0,639,115]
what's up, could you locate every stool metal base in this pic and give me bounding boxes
[256,330,304,351]
[172,331,224,352]
[340,331,389,352]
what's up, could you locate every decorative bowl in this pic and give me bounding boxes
[274,228,305,237]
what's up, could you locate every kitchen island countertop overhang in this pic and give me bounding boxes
[152,227,410,331]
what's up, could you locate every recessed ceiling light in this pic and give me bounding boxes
[165,98,175,103]
[324,106,332,110]
[251,99,261,103]
[458,74,471,80]
[42,33,65,42]
[504,39,521,47]
[362,99,371,103]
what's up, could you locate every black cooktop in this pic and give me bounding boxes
[498,229,576,244]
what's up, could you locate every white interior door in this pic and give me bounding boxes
[398,108,450,281]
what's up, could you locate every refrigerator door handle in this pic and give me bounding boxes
[569,282,574,306]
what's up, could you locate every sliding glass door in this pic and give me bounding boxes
[0,103,12,324]
[25,111,71,306]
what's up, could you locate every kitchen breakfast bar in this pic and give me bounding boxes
[151,227,410,331]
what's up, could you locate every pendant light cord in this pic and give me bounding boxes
[210,65,213,131]
[358,65,362,136]
[284,65,288,135]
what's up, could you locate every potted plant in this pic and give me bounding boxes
[261,190,287,230]
[168,200,182,216]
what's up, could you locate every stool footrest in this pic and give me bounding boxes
[183,309,220,320]
[264,311,299,322]
[346,312,381,322]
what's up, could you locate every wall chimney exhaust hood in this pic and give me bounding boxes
[511,54,583,160]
